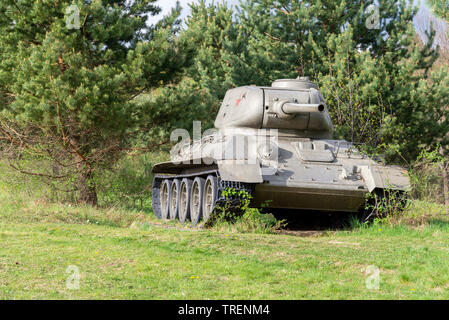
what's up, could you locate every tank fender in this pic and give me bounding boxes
[360,165,410,192]
[217,160,263,183]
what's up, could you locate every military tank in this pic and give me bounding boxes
[151,77,410,225]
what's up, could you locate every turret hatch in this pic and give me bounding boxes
[295,141,336,163]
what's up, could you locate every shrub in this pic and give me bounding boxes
[210,188,285,234]
[409,145,448,206]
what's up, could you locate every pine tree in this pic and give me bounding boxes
[428,0,449,21]
[178,0,247,129]
[183,0,449,161]
[0,0,186,205]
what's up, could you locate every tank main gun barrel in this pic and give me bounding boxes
[273,100,326,120]
[281,103,325,114]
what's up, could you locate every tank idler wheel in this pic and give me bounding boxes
[190,177,205,226]
[169,179,181,220]
[179,178,193,224]
[202,175,219,224]
[160,179,172,220]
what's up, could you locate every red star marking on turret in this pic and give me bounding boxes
[236,93,245,107]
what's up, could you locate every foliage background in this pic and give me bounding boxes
[0,0,448,208]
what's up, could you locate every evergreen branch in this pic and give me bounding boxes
[264,32,281,42]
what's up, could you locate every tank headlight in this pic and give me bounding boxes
[257,141,278,161]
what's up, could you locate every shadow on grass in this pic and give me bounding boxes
[268,209,359,231]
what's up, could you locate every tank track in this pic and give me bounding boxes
[152,170,254,225]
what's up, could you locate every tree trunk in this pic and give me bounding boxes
[443,162,449,215]
[70,137,97,206]
[78,170,98,206]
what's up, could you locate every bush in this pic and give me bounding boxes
[409,145,448,206]
[94,151,169,210]
[0,150,169,212]
[0,160,78,204]
[210,188,286,234]
[364,189,410,221]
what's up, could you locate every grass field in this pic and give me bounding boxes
[1,184,449,300]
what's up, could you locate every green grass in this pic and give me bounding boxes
[1,183,449,299]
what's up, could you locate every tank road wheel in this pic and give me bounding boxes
[202,175,219,223]
[169,179,181,220]
[179,178,193,224]
[160,179,171,220]
[190,177,205,226]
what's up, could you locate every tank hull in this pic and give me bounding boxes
[252,185,366,212]
[154,131,409,214]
